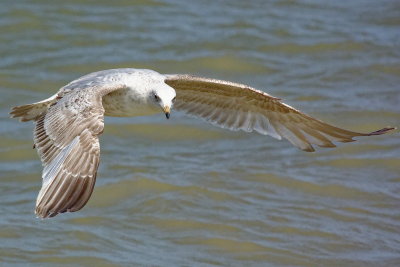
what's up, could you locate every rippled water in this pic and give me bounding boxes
[1,0,399,266]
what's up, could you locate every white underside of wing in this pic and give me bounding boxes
[165,74,394,152]
[174,99,282,140]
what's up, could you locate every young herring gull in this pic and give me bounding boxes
[10,68,394,218]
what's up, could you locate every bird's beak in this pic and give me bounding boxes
[163,106,171,119]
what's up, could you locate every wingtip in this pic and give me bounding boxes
[301,145,316,152]
[35,206,49,219]
[366,127,396,136]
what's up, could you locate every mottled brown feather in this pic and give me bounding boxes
[33,85,125,218]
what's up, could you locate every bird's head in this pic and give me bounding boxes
[151,85,176,119]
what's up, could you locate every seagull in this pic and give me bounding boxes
[10,68,394,218]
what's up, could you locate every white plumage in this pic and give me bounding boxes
[10,68,394,218]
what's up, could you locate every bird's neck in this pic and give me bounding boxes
[102,88,159,117]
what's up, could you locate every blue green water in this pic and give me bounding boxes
[1,0,399,266]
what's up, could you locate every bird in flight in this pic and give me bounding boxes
[10,68,394,218]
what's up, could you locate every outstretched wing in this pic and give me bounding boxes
[165,74,394,152]
[34,84,125,218]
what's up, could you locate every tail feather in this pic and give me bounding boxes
[10,103,49,122]
[10,94,58,122]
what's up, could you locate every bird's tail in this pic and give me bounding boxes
[10,94,58,122]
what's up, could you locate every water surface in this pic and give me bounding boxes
[1,0,399,266]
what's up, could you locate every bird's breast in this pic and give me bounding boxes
[102,89,159,117]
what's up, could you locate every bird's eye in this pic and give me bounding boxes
[154,94,160,102]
